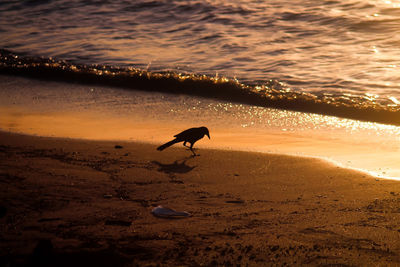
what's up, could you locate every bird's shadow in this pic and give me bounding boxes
[152,156,197,174]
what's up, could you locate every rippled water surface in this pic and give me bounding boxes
[1,0,400,106]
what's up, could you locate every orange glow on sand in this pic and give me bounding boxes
[1,104,400,180]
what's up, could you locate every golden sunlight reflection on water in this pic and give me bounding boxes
[1,76,399,179]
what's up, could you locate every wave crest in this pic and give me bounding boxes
[1,49,399,126]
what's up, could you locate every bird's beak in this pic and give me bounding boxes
[207,133,210,139]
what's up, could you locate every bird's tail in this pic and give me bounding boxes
[157,139,179,151]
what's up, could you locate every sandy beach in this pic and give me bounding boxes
[1,131,400,266]
[3,0,400,266]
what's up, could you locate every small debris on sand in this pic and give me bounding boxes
[152,205,191,218]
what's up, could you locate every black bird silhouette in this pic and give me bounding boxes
[157,126,210,156]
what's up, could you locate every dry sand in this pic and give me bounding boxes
[1,131,400,266]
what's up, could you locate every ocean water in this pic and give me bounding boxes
[1,0,400,178]
[1,0,400,124]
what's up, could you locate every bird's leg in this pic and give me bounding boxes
[190,143,197,156]
[183,141,195,155]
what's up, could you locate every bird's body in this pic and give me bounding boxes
[157,127,210,156]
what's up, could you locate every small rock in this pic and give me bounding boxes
[225,231,236,236]
[103,194,113,199]
[245,245,253,253]
[271,245,280,252]
[114,145,123,149]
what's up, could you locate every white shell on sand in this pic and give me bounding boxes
[151,205,191,218]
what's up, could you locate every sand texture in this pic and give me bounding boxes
[1,131,400,266]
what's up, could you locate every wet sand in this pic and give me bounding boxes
[1,131,400,266]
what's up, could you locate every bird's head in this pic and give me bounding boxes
[201,126,210,139]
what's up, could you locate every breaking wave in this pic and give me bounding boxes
[1,49,399,126]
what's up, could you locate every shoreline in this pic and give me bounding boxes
[2,74,400,179]
[1,128,397,182]
[1,131,400,266]
[2,122,399,181]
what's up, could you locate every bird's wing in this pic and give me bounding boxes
[174,128,195,138]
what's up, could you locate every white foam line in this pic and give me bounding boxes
[281,152,400,181]
[205,144,400,181]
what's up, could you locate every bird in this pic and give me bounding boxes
[157,126,210,156]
